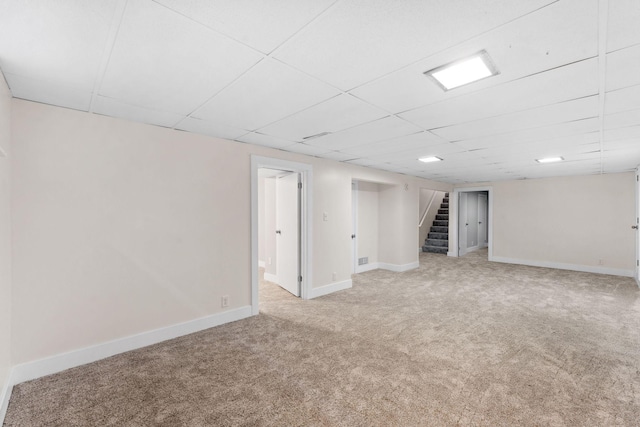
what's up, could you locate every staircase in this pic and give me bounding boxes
[422,192,449,254]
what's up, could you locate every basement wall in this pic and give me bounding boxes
[453,173,636,274]
[0,71,12,413]
[10,99,451,365]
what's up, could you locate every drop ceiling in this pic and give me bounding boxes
[0,0,638,183]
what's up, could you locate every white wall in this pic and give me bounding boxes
[453,173,636,274]
[10,99,450,365]
[356,181,379,265]
[0,70,12,411]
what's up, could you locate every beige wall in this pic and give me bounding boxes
[453,173,636,272]
[10,99,449,364]
[0,71,11,396]
[356,181,379,265]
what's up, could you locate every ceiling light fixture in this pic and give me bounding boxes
[418,156,443,163]
[425,50,499,91]
[535,156,564,164]
[302,131,331,140]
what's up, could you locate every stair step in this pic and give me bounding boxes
[442,199,449,204]
[433,220,448,226]
[428,232,448,240]
[441,203,449,208]
[430,226,448,233]
[435,214,448,220]
[426,238,448,247]
[438,209,448,214]
[422,245,447,254]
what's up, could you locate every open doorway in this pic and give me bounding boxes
[251,156,312,315]
[451,187,493,260]
[258,168,301,298]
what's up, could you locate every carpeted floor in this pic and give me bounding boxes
[5,250,640,426]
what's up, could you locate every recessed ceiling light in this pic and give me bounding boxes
[424,50,499,91]
[535,156,564,163]
[418,156,443,163]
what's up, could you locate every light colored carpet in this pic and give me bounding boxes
[5,250,640,426]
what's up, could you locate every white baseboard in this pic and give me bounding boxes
[9,306,253,387]
[258,260,265,268]
[356,262,379,273]
[447,251,456,257]
[491,256,635,277]
[309,279,352,298]
[378,261,419,272]
[263,273,278,284]
[635,276,639,288]
[1,369,14,426]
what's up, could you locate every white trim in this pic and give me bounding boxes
[1,369,14,425]
[356,262,379,273]
[378,261,419,272]
[263,272,278,284]
[10,306,252,386]
[251,156,313,315]
[492,256,635,277]
[309,279,352,298]
[451,186,494,260]
[258,260,265,268]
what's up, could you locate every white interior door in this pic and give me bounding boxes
[276,172,300,296]
[458,193,468,256]
[478,193,488,248]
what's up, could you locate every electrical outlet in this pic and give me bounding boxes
[598,259,603,265]
[221,295,229,308]
[268,257,272,265]
[332,272,337,281]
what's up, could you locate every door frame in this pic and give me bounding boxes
[636,167,639,287]
[251,156,313,314]
[450,186,493,259]
[351,180,358,274]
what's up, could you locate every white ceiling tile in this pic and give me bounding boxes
[154,0,335,54]
[431,96,599,141]
[604,109,640,130]
[319,151,360,162]
[455,118,600,150]
[605,84,640,115]
[340,131,447,156]
[274,0,555,91]
[607,0,640,52]
[281,143,332,157]
[344,158,385,167]
[100,0,263,115]
[352,0,598,113]
[93,96,185,128]
[175,117,248,140]
[400,58,598,130]
[0,0,117,90]
[193,59,339,131]
[6,73,92,111]
[606,44,640,91]
[304,116,422,150]
[364,143,467,163]
[257,94,387,141]
[604,125,640,141]
[236,132,295,149]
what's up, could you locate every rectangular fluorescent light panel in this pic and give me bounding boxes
[535,156,564,163]
[418,156,443,163]
[425,50,498,91]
